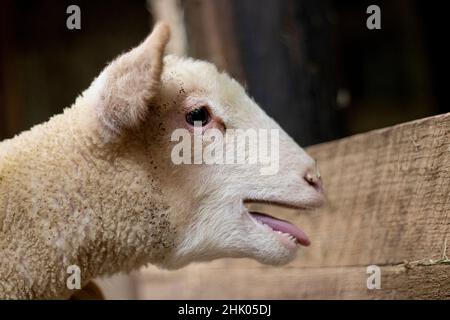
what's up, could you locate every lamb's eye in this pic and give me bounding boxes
[186,107,210,126]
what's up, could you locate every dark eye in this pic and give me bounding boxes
[186,106,210,126]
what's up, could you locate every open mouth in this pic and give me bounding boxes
[244,200,311,247]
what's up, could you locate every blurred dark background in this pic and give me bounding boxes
[0,0,447,146]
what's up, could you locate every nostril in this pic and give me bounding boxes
[304,170,323,193]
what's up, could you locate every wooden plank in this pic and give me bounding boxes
[183,0,245,83]
[134,113,450,299]
[231,0,342,145]
[296,112,450,267]
[135,263,450,299]
[149,0,187,56]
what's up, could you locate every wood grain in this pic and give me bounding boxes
[183,0,245,83]
[299,112,450,267]
[135,113,450,299]
[135,263,450,300]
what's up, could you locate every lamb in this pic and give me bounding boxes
[0,23,324,299]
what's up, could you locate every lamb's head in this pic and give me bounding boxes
[82,24,324,271]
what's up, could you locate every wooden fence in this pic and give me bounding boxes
[125,113,450,299]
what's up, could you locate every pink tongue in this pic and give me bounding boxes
[250,213,310,246]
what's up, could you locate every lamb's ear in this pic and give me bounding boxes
[96,23,170,136]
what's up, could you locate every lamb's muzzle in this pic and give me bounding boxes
[304,166,323,193]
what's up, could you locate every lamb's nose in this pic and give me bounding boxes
[304,166,323,193]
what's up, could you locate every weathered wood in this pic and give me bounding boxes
[149,0,187,56]
[183,0,245,84]
[298,112,450,267]
[231,0,342,145]
[135,263,450,299]
[135,113,450,299]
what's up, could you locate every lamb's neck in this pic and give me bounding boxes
[0,104,173,299]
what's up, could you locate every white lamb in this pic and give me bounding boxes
[0,23,324,299]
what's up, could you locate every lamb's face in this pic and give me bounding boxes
[91,24,324,270]
[150,56,324,268]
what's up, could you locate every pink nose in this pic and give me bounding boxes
[304,167,323,193]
